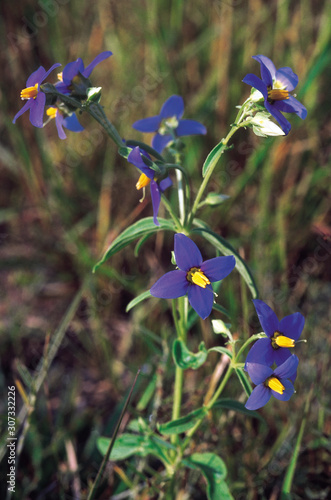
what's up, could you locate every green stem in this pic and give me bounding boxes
[165,164,191,227]
[179,332,267,452]
[187,126,239,228]
[87,369,141,500]
[171,298,187,449]
[281,388,312,497]
[181,365,234,451]
[235,332,267,361]
[86,102,124,148]
[161,194,182,231]
[187,100,250,228]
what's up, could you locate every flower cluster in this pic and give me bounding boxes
[13,51,112,139]
[12,53,307,415]
[244,299,305,410]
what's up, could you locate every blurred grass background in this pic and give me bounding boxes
[0,0,330,498]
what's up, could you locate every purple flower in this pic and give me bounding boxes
[245,299,305,369]
[56,51,112,95]
[150,233,236,319]
[132,95,207,153]
[245,354,299,410]
[46,107,84,140]
[127,147,172,226]
[13,63,61,128]
[243,55,307,134]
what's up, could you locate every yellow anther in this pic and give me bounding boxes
[57,72,63,82]
[20,83,39,100]
[267,377,285,394]
[46,107,58,120]
[275,335,295,348]
[136,173,151,190]
[190,270,210,288]
[268,89,289,101]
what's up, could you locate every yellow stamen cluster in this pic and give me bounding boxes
[267,377,285,395]
[274,335,295,348]
[268,89,289,101]
[187,267,211,288]
[20,83,39,100]
[136,173,151,190]
[272,331,295,349]
[57,72,63,82]
[46,108,58,120]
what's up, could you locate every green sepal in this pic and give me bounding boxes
[198,193,230,208]
[202,140,233,178]
[235,367,252,397]
[126,290,152,313]
[212,397,264,421]
[183,452,234,500]
[158,407,208,435]
[93,217,176,271]
[192,222,258,299]
[172,339,208,370]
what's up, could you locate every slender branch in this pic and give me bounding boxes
[87,369,141,500]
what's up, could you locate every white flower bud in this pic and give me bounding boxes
[251,112,285,137]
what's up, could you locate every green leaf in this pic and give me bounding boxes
[134,233,153,257]
[172,339,208,370]
[126,290,152,313]
[97,434,174,464]
[202,140,229,178]
[184,453,234,500]
[93,217,175,271]
[192,223,258,299]
[235,368,252,397]
[158,408,208,435]
[97,434,147,461]
[208,346,233,360]
[136,375,157,411]
[212,303,230,318]
[213,397,263,421]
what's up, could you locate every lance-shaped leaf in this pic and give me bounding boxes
[202,140,234,178]
[126,290,152,313]
[93,217,175,271]
[97,433,174,464]
[212,397,263,421]
[158,407,208,435]
[192,222,258,299]
[184,452,234,500]
[172,339,208,370]
[236,367,252,397]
